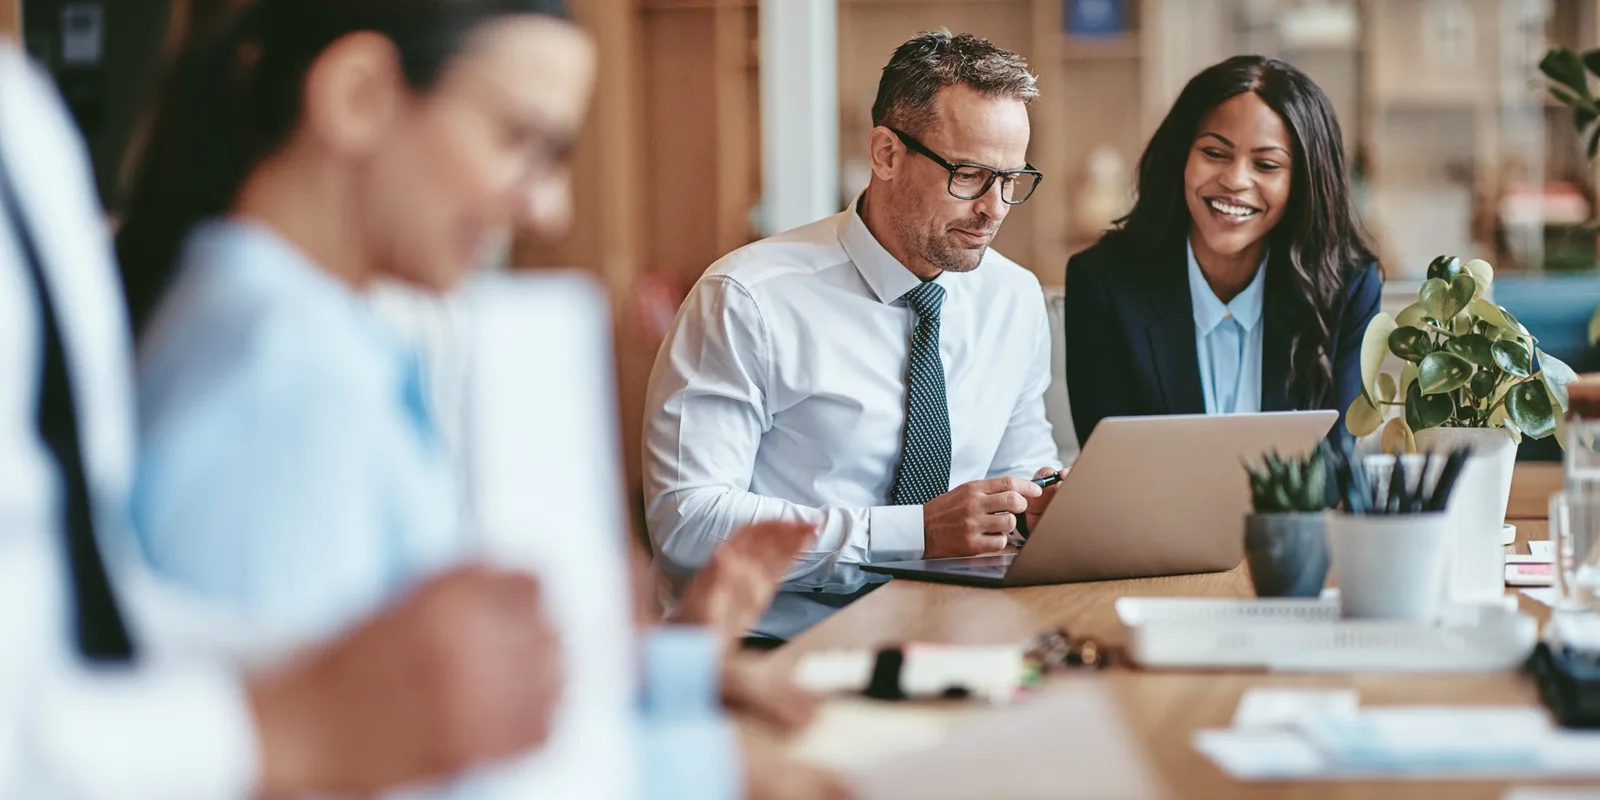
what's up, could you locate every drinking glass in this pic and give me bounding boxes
[1549,492,1600,612]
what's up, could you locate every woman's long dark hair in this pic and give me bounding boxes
[1104,55,1377,409]
[115,0,569,334]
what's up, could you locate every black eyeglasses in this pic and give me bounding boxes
[889,127,1043,205]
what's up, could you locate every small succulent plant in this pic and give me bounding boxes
[1245,450,1329,514]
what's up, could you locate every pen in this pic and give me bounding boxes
[1010,472,1064,545]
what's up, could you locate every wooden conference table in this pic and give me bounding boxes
[765,463,1571,799]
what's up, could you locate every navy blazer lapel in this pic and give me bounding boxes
[1141,243,1205,416]
[1260,255,1295,412]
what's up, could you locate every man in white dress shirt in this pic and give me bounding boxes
[644,31,1063,641]
[0,42,567,799]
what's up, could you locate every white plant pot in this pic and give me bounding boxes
[1327,512,1453,621]
[1412,427,1517,603]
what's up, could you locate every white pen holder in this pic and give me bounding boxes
[1363,453,1506,604]
[1327,512,1452,622]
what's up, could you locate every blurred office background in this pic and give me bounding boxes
[4,0,1599,473]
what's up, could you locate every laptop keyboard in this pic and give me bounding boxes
[938,553,1016,577]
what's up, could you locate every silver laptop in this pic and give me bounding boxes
[861,411,1338,587]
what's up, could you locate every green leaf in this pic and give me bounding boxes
[1419,278,1449,319]
[1555,401,1569,451]
[1462,259,1494,296]
[1577,103,1600,135]
[1405,381,1454,431]
[1395,302,1428,329]
[1418,351,1474,395]
[1503,306,1533,338]
[1360,312,1398,402]
[1444,333,1494,367]
[1303,457,1327,508]
[1420,276,1474,321]
[1539,350,1579,412]
[1550,85,1600,121]
[1507,381,1557,439]
[1381,417,1416,455]
[1469,367,1499,401]
[1377,372,1398,404]
[1389,326,1435,363]
[1542,47,1592,101]
[1399,361,1419,400]
[1426,255,1463,282]
[1471,298,1526,338]
[1492,339,1533,378]
[1346,392,1383,437]
[1583,47,1600,79]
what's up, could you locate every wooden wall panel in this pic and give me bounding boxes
[1053,59,1143,253]
[0,1,18,39]
[641,9,724,280]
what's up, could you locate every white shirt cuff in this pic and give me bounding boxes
[37,663,258,800]
[868,504,924,562]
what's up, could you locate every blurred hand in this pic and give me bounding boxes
[922,477,1041,560]
[1025,466,1066,533]
[671,520,816,644]
[741,729,857,800]
[722,653,819,733]
[248,567,562,797]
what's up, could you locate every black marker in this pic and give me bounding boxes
[1032,473,1063,489]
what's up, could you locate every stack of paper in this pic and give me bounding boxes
[1196,690,1600,780]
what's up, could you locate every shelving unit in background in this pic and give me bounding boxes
[1360,0,1599,277]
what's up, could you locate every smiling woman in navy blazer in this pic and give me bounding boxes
[1063,55,1381,446]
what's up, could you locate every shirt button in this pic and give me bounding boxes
[1223,310,1233,319]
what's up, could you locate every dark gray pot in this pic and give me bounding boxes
[1245,513,1329,598]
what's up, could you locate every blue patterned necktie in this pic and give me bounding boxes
[890,282,951,505]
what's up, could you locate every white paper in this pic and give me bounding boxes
[1532,541,1555,560]
[1197,706,1600,781]
[1231,689,1358,729]
[843,682,1167,799]
[1523,587,1561,607]
[456,273,640,799]
[1504,789,1600,800]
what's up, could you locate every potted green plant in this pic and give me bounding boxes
[1346,255,1576,448]
[1244,449,1330,598]
[1345,255,1577,597]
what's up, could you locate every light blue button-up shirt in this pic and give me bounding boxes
[127,219,737,800]
[1187,239,1266,415]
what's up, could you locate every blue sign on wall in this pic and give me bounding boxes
[1066,0,1125,38]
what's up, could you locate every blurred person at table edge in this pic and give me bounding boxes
[110,0,844,798]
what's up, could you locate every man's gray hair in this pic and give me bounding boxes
[870,29,1038,135]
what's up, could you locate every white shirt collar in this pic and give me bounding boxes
[1186,237,1267,335]
[838,194,950,305]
